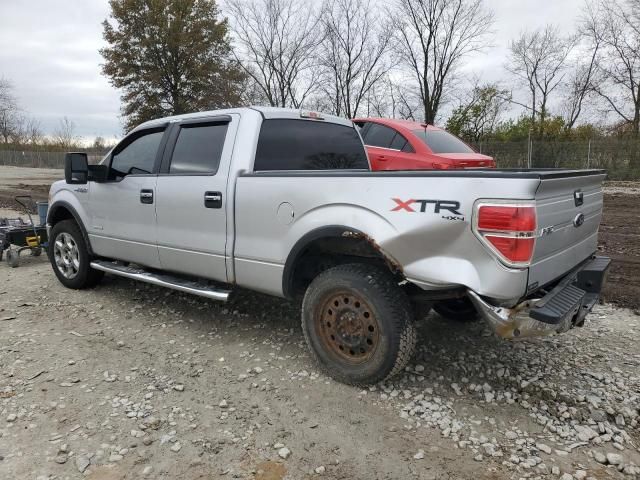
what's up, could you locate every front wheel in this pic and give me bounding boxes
[302,263,416,386]
[48,220,104,289]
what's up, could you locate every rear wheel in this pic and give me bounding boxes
[49,220,104,289]
[302,263,416,386]
[433,297,478,322]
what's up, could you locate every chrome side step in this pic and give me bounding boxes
[90,260,231,302]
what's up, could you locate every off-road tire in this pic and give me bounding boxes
[302,263,416,386]
[48,220,104,289]
[433,297,479,322]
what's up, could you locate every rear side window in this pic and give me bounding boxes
[169,123,228,175]
[362,123,396,148]
[254,120,369,171]
[413,129,474,154]
[110,128,164,178]
[390,132,414,153]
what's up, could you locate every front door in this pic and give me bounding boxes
[88,127,167,268]
[154,115,237,282]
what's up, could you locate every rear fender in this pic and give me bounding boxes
[281,204,402,296]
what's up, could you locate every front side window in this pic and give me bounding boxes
[254,120,369,171]
[110,129,164,178]
[412,129,474,154]
[169,123,228,175]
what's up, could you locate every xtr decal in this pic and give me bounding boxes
[391,198,462,216]
[391,198,464,221]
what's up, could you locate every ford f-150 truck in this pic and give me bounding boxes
[47,107,610,385]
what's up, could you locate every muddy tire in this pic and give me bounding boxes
[48,220,104,289]
[433,297,479,322]
[302,263,416,386]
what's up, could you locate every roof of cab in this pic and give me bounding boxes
[134,106,354,131]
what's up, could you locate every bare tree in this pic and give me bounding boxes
[560,3,606,131]
[392,0,494,124]
[562,45,599,130]
[319,0,392,118]
[23,118,43,145]
[582,0,640,137]
[225,0,322,108]
[507,25,577,136]
[0,77,20,144]
[53,117,79,149]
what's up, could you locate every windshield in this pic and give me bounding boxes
[412,129,474,154]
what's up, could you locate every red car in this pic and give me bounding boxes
[352,118,495,170]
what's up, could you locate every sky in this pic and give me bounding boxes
[0,0,586,142]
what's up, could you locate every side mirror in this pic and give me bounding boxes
[64,152,88,184]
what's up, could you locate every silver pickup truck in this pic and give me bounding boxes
[47,107,610,385]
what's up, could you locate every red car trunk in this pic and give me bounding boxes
[352,117,496,171]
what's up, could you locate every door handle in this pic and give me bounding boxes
[140,189,154,204]
[204,191,222,209]
[378,155,387,161]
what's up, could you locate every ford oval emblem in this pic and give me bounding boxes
[573,213,585,227]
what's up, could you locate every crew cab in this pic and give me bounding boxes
[353,117,495,170]
[47,107,609,386]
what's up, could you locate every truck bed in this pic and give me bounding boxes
[234,168,606,305]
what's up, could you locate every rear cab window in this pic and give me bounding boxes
[412,129,474,154]
[254,119,369,171]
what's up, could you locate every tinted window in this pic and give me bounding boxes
[111,129,164,178]
[390,132,413,152]
[412,129,474,154]
[254,120,369,171]
[362,123,396,148]
[169,123,228,175]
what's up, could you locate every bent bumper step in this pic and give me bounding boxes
[90,260,231,302]
[468,256,611,339]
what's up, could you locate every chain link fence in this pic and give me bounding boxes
[474,139,640,180]
[0,150,106,169]
[1,140,639,179]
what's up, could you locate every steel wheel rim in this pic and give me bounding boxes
[315,290,380,365]
[53,232,80,279]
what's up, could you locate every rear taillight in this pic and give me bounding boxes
[474,203,537,267]
[431,163,463,170]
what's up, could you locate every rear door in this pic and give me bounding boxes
[154,115,238,281]
[528,172,607,289]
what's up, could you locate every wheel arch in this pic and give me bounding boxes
[282,225,404,299]
[48,201,94,255]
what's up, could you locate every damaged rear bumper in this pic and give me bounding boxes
[468,256,611,339]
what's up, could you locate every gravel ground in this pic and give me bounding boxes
[0,249,639,480]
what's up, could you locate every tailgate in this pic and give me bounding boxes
[528,172,606,290]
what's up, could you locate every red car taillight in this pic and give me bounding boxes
[474,203,537,266]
